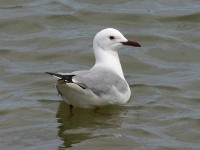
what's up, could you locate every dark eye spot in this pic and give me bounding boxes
[109,36,115,40]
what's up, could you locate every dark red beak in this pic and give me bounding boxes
[121,40,141,47]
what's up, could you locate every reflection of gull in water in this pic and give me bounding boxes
[56,101,124,148]
[46,28,141,117]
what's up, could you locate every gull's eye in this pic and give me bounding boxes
[109,36,115,40]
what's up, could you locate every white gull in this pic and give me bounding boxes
[46,28,141,117]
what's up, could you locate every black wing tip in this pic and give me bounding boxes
[45,72,56,76]
[45,72,86,89]
[45,72,61,78]
[45,72,75,83]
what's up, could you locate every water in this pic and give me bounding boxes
[0,0,200,149]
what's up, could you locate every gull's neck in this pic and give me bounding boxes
[92,47,125,79]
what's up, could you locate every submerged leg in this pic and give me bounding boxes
[93,106,111,115]
[68,105,74,119]
[94,106,100,114]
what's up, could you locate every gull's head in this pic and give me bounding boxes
[93,28,141,51]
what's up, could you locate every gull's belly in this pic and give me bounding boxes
[56,82,131,108]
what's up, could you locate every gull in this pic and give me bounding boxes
[46,28,141,117]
